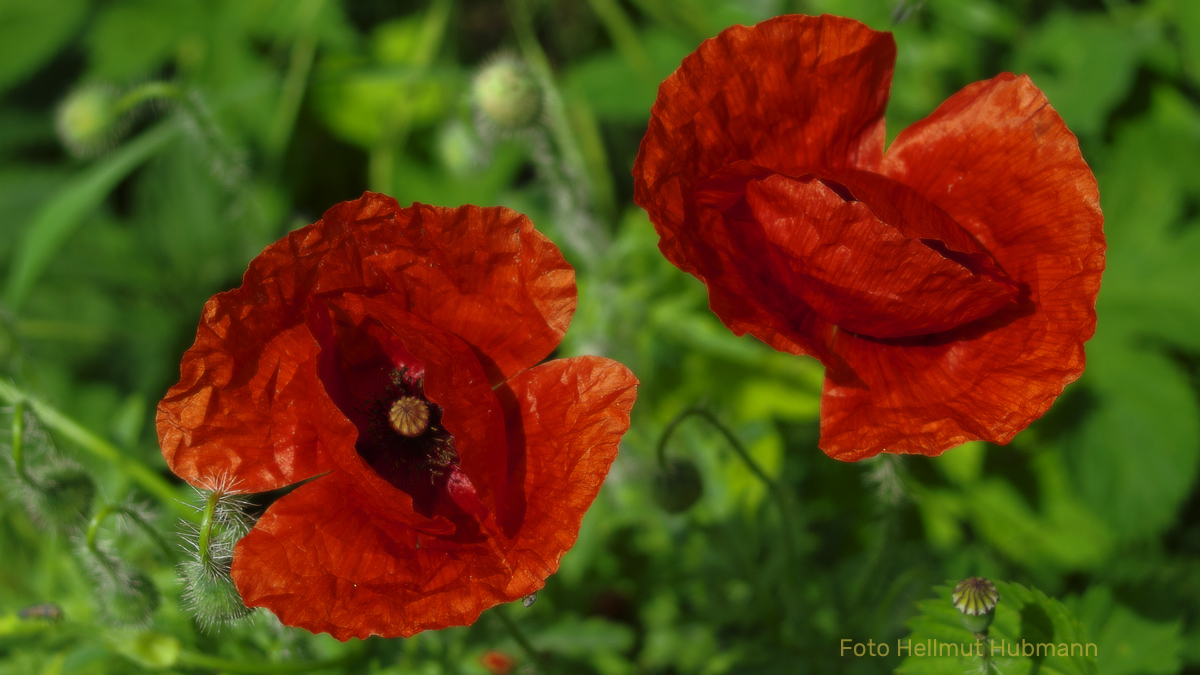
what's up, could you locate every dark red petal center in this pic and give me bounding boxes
[304,298,462,517]
[696,164,1020,339]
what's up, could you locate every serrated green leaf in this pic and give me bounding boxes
[899,581,1097,675]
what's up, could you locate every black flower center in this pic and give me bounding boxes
[357,368,458,498]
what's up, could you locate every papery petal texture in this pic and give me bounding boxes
[159,194,638,639]
[633,15,1103,460]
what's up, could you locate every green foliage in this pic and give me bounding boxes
[0,0,1197,673]
[900,581,1096,675]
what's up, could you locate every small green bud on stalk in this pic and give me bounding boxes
[100,569,161,625]
[953,577,999,637]
[472,55,542,132]
[653,458,704,513]
[55,85,125,157]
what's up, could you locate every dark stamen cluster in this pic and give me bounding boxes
[358,367,458,486]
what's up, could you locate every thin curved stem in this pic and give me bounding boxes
[87,503,175,563]
[657,406,797,566]
[0,378,193,520]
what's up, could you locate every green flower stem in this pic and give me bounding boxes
[10,399,31,484]
[657,407,797,565]
[495,604,547,674]
[176,650,358,674]
[114,81,184,114]
[87,503,175,562]
[266,0,325,158]
[367,0,451,193]
[197,490,221,569]
[506,0,608,255]
[0,378,194,521]
[584,0,654,83]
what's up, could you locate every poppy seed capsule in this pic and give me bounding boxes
[389,396,430,437]
[952,577,999,636]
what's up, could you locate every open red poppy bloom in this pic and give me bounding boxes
[156,194,638,639]
[633,14,1104,461]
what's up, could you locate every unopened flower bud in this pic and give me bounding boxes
[55,85,124,157]
[472,55,541,131]
[953,577,999,636]
[653,458,703,513]
[179,555,253,628]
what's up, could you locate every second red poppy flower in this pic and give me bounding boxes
[633,14,1104,460]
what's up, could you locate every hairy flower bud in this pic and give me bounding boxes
[472,55,541,132]
[653,458,703,513]
[55,84,125,157]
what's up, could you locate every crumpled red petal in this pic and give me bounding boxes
[818,73,1104,459]
[496,356,639,582]
[231,355,637,640]
[698,165,1019,339]
[633,14,894,362]
[157,196,575,492]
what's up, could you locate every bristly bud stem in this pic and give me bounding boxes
[179,487,253,630]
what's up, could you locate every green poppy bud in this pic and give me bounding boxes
[952,577,999,636]
[653,458,703,513]
[179,555,253,629]
[472,55,541,132]
[55,85,124,157]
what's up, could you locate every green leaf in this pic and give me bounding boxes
[1011,10,1150,138]
[1068,343,1200,539]
[1068,587,1182,675]
[899,581,1097,675]
[0,0,88,94]
[5,122,180,311]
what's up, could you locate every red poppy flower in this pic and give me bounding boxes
[633,14,1104,461]
[156,193,638,640]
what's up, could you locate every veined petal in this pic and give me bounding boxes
[321,196,577,385]
[495,356,638,583]
[231,475,514,641]
[698,165,1019,338]
[632,14,894,363]
[818,73,1104,459]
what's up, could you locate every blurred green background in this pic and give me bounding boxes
[1,0,1198,673]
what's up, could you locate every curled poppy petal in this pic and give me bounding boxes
[633,16,1103,459]
[160,195,638,638]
